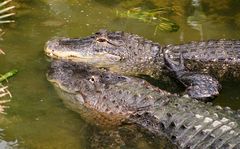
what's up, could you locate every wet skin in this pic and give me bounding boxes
[45,30,228,100]
[47,60,240,149]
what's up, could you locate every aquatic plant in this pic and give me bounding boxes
[0,69,17,82]
[0,63,17,99]
[0,51,17,114]
[0,0,16,114]
[116,7,180,35]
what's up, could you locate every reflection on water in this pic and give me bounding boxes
[0,119,18,148]
[187,0,206,40]
[0,0,239,148]
[0,137,18,149]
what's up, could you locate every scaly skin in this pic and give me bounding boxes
[164,53,221,101]
[44,30,225,100]
[45,30,240,80]
[47,60,240,149]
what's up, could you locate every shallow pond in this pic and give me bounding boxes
[0,0,240,148]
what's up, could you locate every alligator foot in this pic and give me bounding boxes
[163,52,221,101]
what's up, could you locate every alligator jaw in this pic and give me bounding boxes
[45,42,122,66]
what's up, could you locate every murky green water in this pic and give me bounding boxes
[0,0,239,148]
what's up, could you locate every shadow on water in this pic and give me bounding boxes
[0,0,239,148]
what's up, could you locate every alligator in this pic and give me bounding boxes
[44,29,240,81]
[45,30,240,101]
[47,60,240,149]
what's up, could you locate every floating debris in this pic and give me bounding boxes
[0,50,17,114]
[116,7,180,35]
[0,49,4,54]
[0,84,11,98]
[0,0,15,24]
[0,0,16,114]
[0,84,11,114]
[0,49,13,99]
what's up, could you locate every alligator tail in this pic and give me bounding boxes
[131,97,240,149]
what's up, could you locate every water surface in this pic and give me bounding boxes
[0,0,239,148]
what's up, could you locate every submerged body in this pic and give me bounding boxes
[47,60,240,149]
[45,30,240,80]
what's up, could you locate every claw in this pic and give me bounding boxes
[163,52,185,74]
[164,51,221,101]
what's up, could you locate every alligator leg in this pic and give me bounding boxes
[163,52,221,101]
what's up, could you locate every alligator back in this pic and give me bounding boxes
[165,40,240,80]
[131,97,240,149]
[47,60,240,148]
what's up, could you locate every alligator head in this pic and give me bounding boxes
[46,60,169,127]
[45,30,160,75]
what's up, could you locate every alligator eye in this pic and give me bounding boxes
[89,76,95,83]
[96,37,108,42]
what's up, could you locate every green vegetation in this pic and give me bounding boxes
[0,0,16,98]
[0,69,18,83]
[0,51,16,114]
[0,0,16,112]
[116,7,180,35]
[0,49,17,100]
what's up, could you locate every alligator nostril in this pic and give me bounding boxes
[89,76,96,83]
[96,37,107,42]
